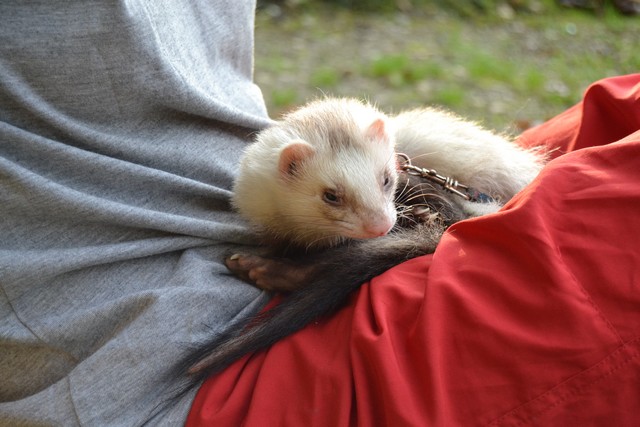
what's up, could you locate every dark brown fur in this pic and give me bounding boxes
[182,172,467,378]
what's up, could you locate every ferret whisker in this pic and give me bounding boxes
[395,205,412,213]
[403,192,451,206]
[395,178,412,198]
[396,215,420,227]
[406,152,439,162]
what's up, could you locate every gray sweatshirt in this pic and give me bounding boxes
[0,0,272,425]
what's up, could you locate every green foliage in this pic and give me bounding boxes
[520,69,546,93]
[311,67,341,87]
[259,0,561,16]
[466,50,517,83]
[254,0,640,129]
[365,54,447,87]
[270,88,299,107]
[431,84,467,108]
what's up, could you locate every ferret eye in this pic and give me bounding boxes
[383,173,393,188]
[323,191,340,205]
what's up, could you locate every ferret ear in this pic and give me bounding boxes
[365,118,390,144]
[279,141,315,178]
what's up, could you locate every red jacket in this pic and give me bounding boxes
[188,74,640,426]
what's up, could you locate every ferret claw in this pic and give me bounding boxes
[225,253,312,292]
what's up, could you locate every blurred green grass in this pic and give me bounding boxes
[254,0,640,132]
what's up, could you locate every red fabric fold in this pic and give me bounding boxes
[187,74,640,426]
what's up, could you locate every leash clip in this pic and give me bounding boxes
[397,153,495,204]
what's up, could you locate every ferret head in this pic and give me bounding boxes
[232,98,399,250]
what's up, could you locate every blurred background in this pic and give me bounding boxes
[253,0,639,133]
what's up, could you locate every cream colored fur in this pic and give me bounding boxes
[232,97,544,247]
[392,108,543,216]
[232,98,398,248]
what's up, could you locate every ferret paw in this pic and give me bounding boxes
[225,253,311,292]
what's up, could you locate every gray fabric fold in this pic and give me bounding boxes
[0,1,272,425]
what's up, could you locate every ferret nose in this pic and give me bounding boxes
[363,217,395,238]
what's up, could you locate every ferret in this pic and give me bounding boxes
[183,97,544,379]
[231,98,540,250]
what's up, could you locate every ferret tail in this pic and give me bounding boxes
[143,224,445,424]
[184,269,362,380]
[184,223,444,382]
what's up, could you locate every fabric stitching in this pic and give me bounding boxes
[487,339,640,426]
